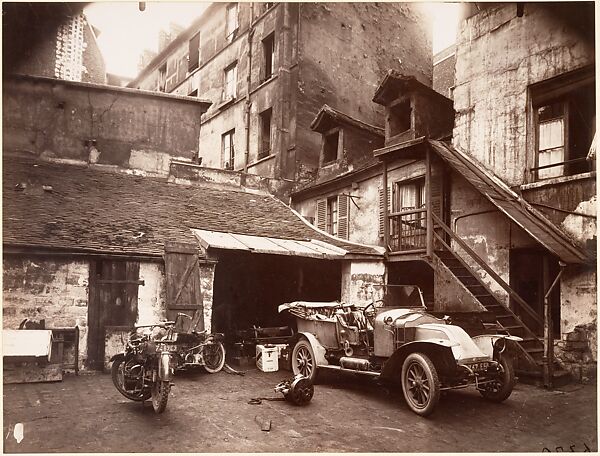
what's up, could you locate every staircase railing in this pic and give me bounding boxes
[431,213,543,328]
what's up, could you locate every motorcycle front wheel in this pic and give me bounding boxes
[111,357,151,402]
[203,341,226,373]
[151,380,171,413]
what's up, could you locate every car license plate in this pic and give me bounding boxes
[468,362,489,372]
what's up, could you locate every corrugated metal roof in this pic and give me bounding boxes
[192,229,347,259]
[428,140,591,264]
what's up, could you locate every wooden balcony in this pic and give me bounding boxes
[388,208,427,254]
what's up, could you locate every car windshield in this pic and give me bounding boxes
[382,285,424,308]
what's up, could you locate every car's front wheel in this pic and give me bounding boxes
[291,338,318,382]
[479,355,515,402]
[401,352,440,417]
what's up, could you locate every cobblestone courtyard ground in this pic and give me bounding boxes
[3,368,597,453]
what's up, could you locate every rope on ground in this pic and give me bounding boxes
[248,397,286,405]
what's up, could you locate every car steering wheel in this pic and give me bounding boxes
[363,301,379,325]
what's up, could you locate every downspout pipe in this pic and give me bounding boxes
[244,3,255,173]
[543,261,566,389]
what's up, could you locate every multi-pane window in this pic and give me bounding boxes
[316,195,350,240]
[226,3,238,40]
[258,108,273,159]
[395,178,426,212]
[222,129,235,170]
[262,33,275,82]
[224,63,237,99]
[531,66,595,181]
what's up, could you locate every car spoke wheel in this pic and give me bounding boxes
[401,353,440,416]
[479,355,515,402]
[111,357,150,402]
[291,338,318,382]
[203,341,226,373]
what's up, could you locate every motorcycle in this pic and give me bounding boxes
[111,313,226,413]
[171,313,226,373]
[110,320,178,413]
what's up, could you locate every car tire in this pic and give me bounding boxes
[291,338,318,382]
[401,352,440,417]
[479,355,515,402]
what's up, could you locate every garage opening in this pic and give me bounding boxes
[211,250,342,338]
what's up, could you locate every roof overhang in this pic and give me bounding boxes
[310,104,384,137]
[192,229,347,259]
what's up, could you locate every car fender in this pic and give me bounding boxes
[381,340,456,383]
[293,331,329,367]
[471,334,523,357]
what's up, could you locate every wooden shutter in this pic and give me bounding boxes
[164,241,204,331]
[337,194,350,240]
[378,186,392,238]
[316,199,327,232]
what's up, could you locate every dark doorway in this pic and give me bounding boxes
[510,249,560,337]
[211,251,341,338]
[387,260,434,309]
[87,260,140,369]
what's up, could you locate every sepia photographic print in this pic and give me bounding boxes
[2,1,597,452]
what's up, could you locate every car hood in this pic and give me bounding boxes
[415,323,491,363]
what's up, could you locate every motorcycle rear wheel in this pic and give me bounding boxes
[203,341,226,373]
[151,380,171,413]
[111,357,150,402]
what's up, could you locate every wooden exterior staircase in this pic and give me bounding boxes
[430,213,565,380]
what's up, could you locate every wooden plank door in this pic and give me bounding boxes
[87,260,140,369]
[164,242,204,333]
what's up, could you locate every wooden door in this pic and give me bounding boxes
[164,242,204,333]
[87,260,140,369]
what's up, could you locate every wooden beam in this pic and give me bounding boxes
[426,146,433,257]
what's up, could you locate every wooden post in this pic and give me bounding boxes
[425,147,433,257]
[543,259,563,389]
[383,160,389,250]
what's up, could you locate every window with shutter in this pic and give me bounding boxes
[337,194,350,240]
[188,32,200,72]
[378,186,391,238]
[316,199,327,232]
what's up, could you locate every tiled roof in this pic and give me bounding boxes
[3,157,382,257]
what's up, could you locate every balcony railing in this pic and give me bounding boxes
[388,208,427,252]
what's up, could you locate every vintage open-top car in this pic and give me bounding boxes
[279,286,522,416]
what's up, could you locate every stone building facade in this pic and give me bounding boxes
[128,2,432,183]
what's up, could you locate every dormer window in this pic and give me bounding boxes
[389,99,412,137]
[322,128,341,165]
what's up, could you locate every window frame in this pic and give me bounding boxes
[261,32,276,82]
[528,66,595,182]
[225,3,239,41]
[222,129,236,170]
[188,32,200,73]
[258,107,273,160]
[315,195,350,240]
[321,127,343,166]
[223,62,238,100]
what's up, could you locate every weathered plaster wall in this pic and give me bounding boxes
[555,265,597,382]
[3,257,90,370]
[450,171,536,305]
[296,2,432,178]
[199,263,216,333]
[452,4,594,186]
[136,263,167,325]
[432,255,486,313]
[340,260,386,308]
[3,75,207,170]
[292,171,383,247]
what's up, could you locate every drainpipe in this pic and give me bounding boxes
[244,3,255,173]
[543,260,565,389]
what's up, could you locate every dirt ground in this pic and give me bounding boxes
[3,367,597,453]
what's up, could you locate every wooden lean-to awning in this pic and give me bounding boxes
[191,229,347,259]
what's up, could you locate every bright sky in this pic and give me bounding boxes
[84,2,462,79]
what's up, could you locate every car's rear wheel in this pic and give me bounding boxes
[291,338,318,382]
[479,355,515,402]
[401,352,440,417]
